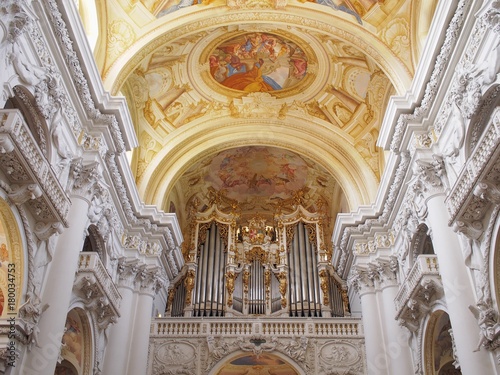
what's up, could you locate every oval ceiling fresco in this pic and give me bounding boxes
[209,32,308,93]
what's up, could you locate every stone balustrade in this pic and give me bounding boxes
[75,252,121,327]
[394,255,442,331]
[151,317,363,338]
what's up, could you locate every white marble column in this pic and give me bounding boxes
[375,258,414,375]
[350,267,388,375]
[102,259,140,375]
[127,267,164,375]
[415,157,496,373]
[21,163,101,375]
[425,194,495,373]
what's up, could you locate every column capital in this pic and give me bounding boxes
[136,266,168,296]
[67,159,105,202]
[117,257,141,289]
[349,265,377,296]
[371,256,399,289]
[412,154,447,201]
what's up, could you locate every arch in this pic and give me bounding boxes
[83,224,109,269]
[54,359,79,375]
[0,196,26,314]
[208,350,306,375]
[60,307,94,375]
[103,7,412,96]
[409,223,434,266]
[423,310,462,375]
[138,116,378,212]
[492,215,500,313]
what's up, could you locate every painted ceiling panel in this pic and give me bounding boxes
[82,0,437,235]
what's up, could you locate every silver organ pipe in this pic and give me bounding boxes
[233,273,243,313]
[199,225,209,314]
[288,221,321,317]
[194,222,227,317]
[302,224,313,313]
[206,222,216,314]
[171,282,186,317]
[329,279,344,317]
[249,259,265,315]
[312,241,321,316]
[271,273,281,313]
[297,223,305,314]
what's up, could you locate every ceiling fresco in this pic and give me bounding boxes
[210,32,308,92]
[172,145,342,231]
[205,146,309,200]
[84,0,437,235]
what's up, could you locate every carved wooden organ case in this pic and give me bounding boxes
[166,204,350,318]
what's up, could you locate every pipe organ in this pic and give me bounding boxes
[166,204,349,318]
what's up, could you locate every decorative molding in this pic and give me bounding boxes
[395,255,442,332]
[150,318,364,374]
[17,291,48,350]
[43,0,126,154]
[75,252,122,330]
[447,107,500,225]
[0,110,70,226]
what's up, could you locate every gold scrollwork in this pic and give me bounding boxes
[278,271,287,308]
[319,269,330,306]
[246,247,268,263]
[184,269,196,307]
[305,223,316,244]
[167,287,176,311]
[225,271,236,307]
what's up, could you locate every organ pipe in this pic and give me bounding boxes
[288,221,321,317]
[187,204,348,318]
[193,222,227,316]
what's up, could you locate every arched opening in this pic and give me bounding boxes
[410,223,435,267]
[82,225,106,258]
[210,352,303,375]
[58,308,93,375]
[0,197,25,315]
[492,220,500,311]
[423,310,462,375]
[54,360,78,375]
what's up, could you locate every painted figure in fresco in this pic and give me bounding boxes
[221,58,281,92]
[300,0,363,25]
[210,33,308,92]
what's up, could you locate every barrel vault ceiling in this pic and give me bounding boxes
[80,0,437,237]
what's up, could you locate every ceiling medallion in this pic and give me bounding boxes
[209,32,308,93]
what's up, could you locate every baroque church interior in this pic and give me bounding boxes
[0,0,499,374]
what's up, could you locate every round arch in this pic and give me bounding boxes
[492,212,500,312]
[137,116,378,212]
[0,195,26,314]
[60,307,94,375]
[208,350,306,375]
[102,7,412,96]
[423,309,461,375]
